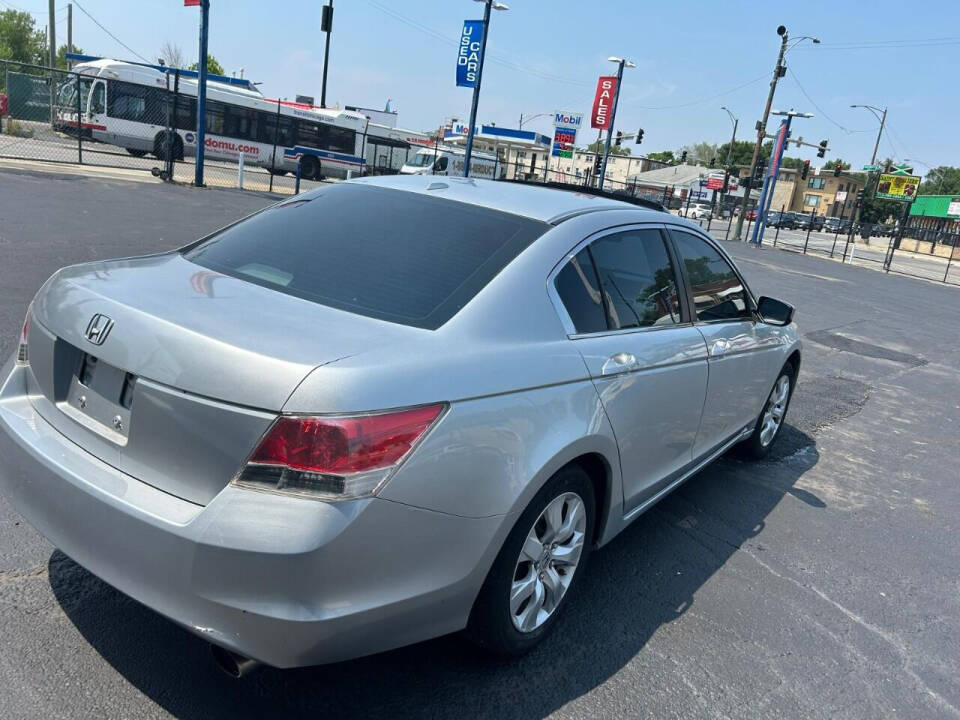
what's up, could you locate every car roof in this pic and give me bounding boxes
[346,175,663,225]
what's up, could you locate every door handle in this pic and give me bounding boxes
[601,352,638,375]
[710,339,731,357]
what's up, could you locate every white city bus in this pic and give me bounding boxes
[64,59,369,180]
[400,145,504,179]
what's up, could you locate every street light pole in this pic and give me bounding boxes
[320,0,333,108]
[599,56,633,190]
[732,26,789,241]
[464,0,507,177]
[851,104,887,167]
[720,106,738,213]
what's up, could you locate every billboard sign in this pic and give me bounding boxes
[456,20,484,88]
[706,172,725,190]
[875,173,921,201]
[591,76,617,129]
[552,111,582,158]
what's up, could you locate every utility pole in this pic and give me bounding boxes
[868,106,887,167]
[720,106,738,212]
[320,0,333,107]
[194,0,210,187]
[849,104,888,249]
[48,0,56,126]
[67,4,72,59]
[599,56,633,190]
[733,26,788,241]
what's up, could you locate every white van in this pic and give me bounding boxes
[400,146,504,179]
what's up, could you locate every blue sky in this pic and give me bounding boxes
[23,0,960,173]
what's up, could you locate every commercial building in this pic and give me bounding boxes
[768,167,866,218]
[906,195,960,243]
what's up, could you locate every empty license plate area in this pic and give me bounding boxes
[60,352,136,444]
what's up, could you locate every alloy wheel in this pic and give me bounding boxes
[760,375,790,446]
[509,492,586,633]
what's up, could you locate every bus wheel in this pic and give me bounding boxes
[300,156,320,180]
[153,131,183,161]
[126,148,148,158]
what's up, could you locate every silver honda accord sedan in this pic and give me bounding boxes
[0,176,799,675]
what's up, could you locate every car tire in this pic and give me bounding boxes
[739,362,795,459]
[466,464,595,657]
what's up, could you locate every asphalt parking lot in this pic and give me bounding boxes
[0,168,958,719]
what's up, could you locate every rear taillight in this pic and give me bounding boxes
[234,403,446,501]
[15,305,31,366]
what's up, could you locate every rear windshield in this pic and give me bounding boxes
[183,183,547,329]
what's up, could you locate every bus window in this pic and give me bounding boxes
[175,96,196,131]
[277,116,294,146]
[90,82,105,114]
[205,100,225,135]
[107,81,162,123]
[225,105,257,141]
[327,126,355,154]
[297,120,322,149]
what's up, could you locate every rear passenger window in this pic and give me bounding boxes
[670,231,751,322]
[589,229,681,330]
[554,248,606,334]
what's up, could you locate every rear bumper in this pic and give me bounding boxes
[0,362,508,668]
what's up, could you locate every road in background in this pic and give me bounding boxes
[0,170,958,719]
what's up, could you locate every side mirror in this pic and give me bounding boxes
[756,296,794,326]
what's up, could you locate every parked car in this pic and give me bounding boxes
[823,217,851,233]
[768,211,798,229]
[794,213,824,231]
[686,202,713,220]
[0,177,800,675]
[745,209,758,221]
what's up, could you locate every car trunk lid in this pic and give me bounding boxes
[24,253,415,504]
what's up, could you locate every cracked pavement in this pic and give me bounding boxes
[0,169,958,719]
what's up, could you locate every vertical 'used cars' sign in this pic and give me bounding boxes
[457,21,484,88]
[591,76,617,129]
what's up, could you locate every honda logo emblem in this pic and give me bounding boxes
[84,314,114,346]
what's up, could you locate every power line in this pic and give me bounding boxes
[363,0,593,88]
[631,73,767,110]
[787,68,869,135]
[71,0,150,63]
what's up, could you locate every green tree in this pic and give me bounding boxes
[55,43,83,70]
[678,141,719,166]
[715,140,767,168]
[646,150,674,164]
[918,166,960,195]
[0,10,46,67]
[824,158,851,170]
[189,54,225,76]
[584,139,630,156]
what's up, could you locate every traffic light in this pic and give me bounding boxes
[855,188,865,207]
[615,131,623,147]
[753,158,766,184]
[817,140,828,158]
[635,128,644,144]
[801,159,810,180]
[680,150,688,164]
[722,170,730,193]
[834,162,842,177]
[593,154,602,174]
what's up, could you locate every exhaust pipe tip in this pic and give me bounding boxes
[210,644,262,679]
